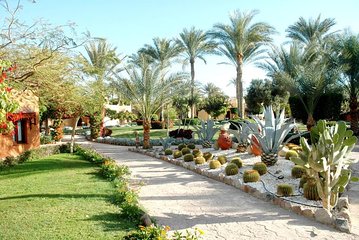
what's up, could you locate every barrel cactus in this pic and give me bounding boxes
[217,155,227,165]
[252,162,267,175]
[173,150,182,159]
[225,163,239,176]
[230,158,243,168]
[277,184,294,197]
[243,170,260,183]
[209,160,221,169]
[291,165,306,178]
[195,156,206,165]
[203,152,213,161]
[285,150,298,160]
[164,148,173,155]
[183,154,194,162]
[192,149,202,157]
[299,176,308,188]
[303,178,320,201]
[178,143,187,151]
[181,147,191,155]
[187,143,196,149]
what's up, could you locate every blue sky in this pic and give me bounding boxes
[13,0,359,97]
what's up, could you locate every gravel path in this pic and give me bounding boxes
[81,140,358,240]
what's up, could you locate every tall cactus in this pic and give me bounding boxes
[291,120,358,210]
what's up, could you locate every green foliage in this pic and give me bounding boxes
[217,155,227,165]
[182,118,201,125]
[100,159,130,181]
[164,148,173,155]
[252,162,267,175]
[200,95,229,118]
[225,163,239,176]
[277,184,294,197]
[183,154,194,162]
[291,120,358,210]
[40,135,53,144]
[243,170,260,183]
[203,152,213,161]
[195,156,206,165]
[228,122,251,145]
[160,137,174,150]
[230,158,243,168]
[291,165,306,178]
[173,150,182,159]
[194,120,220,142]
[285,150,299,160]
[209,160,221,169]
[181,147,191,155]
[303,179,320,201]
[245,79,273,114]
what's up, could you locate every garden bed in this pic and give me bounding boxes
[129,146,352,233]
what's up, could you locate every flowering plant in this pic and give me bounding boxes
[0,60,18,134]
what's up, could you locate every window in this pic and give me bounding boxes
[13,119,27,144]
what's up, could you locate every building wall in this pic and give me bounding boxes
[0,90,40,158]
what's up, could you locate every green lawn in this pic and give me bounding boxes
[0,154,135,240]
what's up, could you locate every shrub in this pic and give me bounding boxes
[230,158,243,168]
[100,160,130,181]
[183,154,194,162]
[182,118,200,125]
[40,135,53,144]
[225,163,239,176]
[243,170,260,183]
[195,157,206,165]
[217,155,227,165]
[209,160,221,169]
[3,156,16,167]
[291,165,306,178]
[277,184,294,197]
[252,162,267,175]
[181,147,191,155]
[164,148,173,155]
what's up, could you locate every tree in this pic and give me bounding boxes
[176,27,217,118]
[210,10,275,118]
[245,79,272,114]
[117,59,187,148]
[200,94,229,119]
[201,82,222,98]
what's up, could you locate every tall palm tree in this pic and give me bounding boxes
[210,10,275,118]
[176,27,217,118]
[117,60,187,148]
[201,82,222,98]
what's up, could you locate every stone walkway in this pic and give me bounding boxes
[77,138,359,240]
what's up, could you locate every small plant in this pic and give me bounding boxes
[291,165,306,178]
[277,184,294,197]
[303,178,320,201]
[243,170,260,183]
[195,156,206,165]
[178,143,187,151]
[160,137,174,150]
[192,149,202,157]
[173,150,182,159]
[187,143,196,149]
[252,162,267,175]
[183,154,194,162]
[164,148,173,155]
[285,150,298,160]
[181,147,191,155]
[209,160,221,169]
[230,158,243,168]
[203,152,213,161]
[3,156,17,166]
[228,122,251,153]
[217,155,227,165]
[225,163,239,176]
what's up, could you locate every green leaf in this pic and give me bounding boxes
[290,157,306,166]
[343,136,357,147]
[351,176,359,182]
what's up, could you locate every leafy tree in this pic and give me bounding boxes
[210,10,275,118]
[245,79,272,114]
[200,94,229,119]
[176,27,217,118]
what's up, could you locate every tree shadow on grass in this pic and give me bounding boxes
[86,212,137,233]
[0,193,110,201]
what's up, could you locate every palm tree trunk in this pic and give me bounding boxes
[143,118,151,149]
[190,59,195,118]
[306,113,316,131]
[349,94,358,135]
[236,56,244,118]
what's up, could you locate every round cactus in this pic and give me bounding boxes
[183,153,194,162]
[303,179,320,201]
[217,155,227,165]
[252,162,267,175]
[192,149,202,157]
[225,163,239,176]
[209,160,221,169]
[299,176,308,188]
[243,170,260,183]
[187,143,196,149]
[178,143,187,151]
[181,147,191,155]
[291,146,302,152]
[173,150,182,159]
[291,165,306,178]
[203,152,213,161]
[286,143,299,149]
[164,148,173,155]
[195,156,206,165]
[230,158,243,168]
[277,184,294,197]
[285,150,299,160]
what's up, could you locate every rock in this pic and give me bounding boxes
[302,209,314,218]
[315,208,333,225]
[140,213,152,227]
[275,170,282,174]
[292,205,302,215]
[337,208,351,223]
[337,196,349,210]
[335,217,351,233]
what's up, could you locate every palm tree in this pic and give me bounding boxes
[117,60,187,148]
[210,10,275,118]
[176,27,217,118]
[201,82,222,97]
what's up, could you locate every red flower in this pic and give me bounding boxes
[0,122,7,129]
[2,72,6,79]
[5,87,12,92]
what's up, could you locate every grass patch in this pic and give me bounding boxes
[0,154,135,240]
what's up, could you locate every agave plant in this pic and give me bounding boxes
[159,137,174,150]
[194,120,220,148]
[228,122,251,152]
[244,105,296,166]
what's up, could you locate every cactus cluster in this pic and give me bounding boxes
[230,158,243,168]
[164,148,173,155]
[195,156,206,165]
[291,165,306,178]
[181,147,191,155]
[299,176,308,188]
[225,163,239,176]
[173,150,182,159]
[183,153,194,162]
[203,152,213,161]
[243,170,260,183]
[277,184,294,197]
[209,160,221,169]
[217,155,227,165]
[252,162,267,175]
[303,179,320,201]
